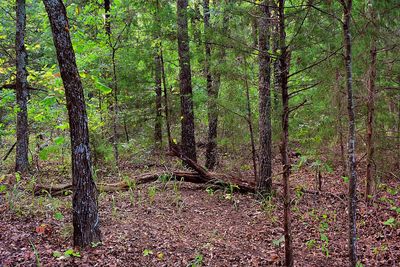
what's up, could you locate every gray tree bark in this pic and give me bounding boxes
[43,0,101,247]
[15,0,29,173]
[341,0,358,265]
[257,0,272,195]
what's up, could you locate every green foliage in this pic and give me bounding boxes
[188,254,204,267]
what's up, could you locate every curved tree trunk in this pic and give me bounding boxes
[257,0,272,195]
[177,0,197,162]
[43,0,101,247]
[15,0,29,173]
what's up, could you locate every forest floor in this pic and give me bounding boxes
[0,155,399,266]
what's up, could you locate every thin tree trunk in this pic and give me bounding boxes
[341,0,358,265]
[257,0,272,195]
[203,0,219,170]
[278,0,293,266]
[43,0,101,247]
[111,47,119,165]
[15,0,29,173]
[104,0,111,35]
[243,56,258,182]
[177,0,197,162]
[154,54,163,149]
[365,0,376,202]
[155,0,172,149]
[160,47,172,149]
[272,1,280,111]
[123,115,129,142]
[335,69,346,175]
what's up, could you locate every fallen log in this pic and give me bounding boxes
[34,169,255,196]
[169,143,255,192]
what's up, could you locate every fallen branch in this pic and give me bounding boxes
[2,142,16,161]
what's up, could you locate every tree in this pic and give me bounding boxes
[204,0,229,170]
[257,0,272,195]
[15,0,29,173]
[177,0,197,162]
[154,53,163,149]
[278,0,293,265]
[42,0,101,247]
[365,0,377,202]
[340,0,358,265]
[203,0,215,169]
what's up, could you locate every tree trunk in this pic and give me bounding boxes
[177,0,197,162]
[278,0,293,266]
[155,0,172,150]
[341,0,358,265]
[154,54,163,149]
[243,56,258,182]
[15,0,29,174]
[43,0,101,247]
[365,0,376,202]
[160,48,172,149]
[203,0,215,169]
[257,0,272,195]
[335,69,347,175]
[271,2,281,111]
[111,47,119,165]
[104,0,111,35]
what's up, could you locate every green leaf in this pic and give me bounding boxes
[54,136,65,145]
[0,184,7,193]
[143,249,153,256]
[52,251,62,258]
[383,217,396,226]
[95,81,112,95]
[54,212,64,220]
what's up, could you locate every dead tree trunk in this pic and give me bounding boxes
[43,0,101,247]
[341,0,358,265]
[177,0,197,162]
[15,0,29,173]
[257,0,272,195]
[365,0,377,202]
[278,0,293,266]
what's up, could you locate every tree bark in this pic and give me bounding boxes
[111,47,119,165]
[257,0,272,195]
[203,0,216,169]
[154,54,163,149]
[43,0,101,247]
[278,0,293,266]
[15,0,29,173]
[160,47,172,149]
[243,56,258,182]
[334,69,347,175]
[104,0,111,35]
[365,0,376,202]
[177,0,197,162]
[341,0,358,265]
